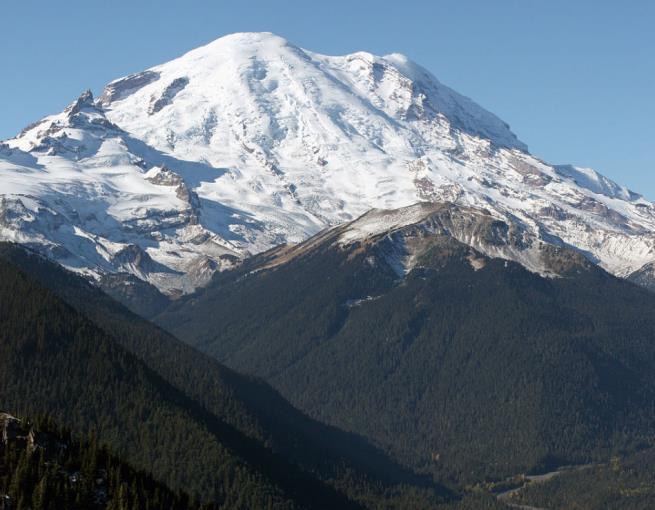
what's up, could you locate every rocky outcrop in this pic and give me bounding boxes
[148,77,189,114]
[98,70,160,106]
[145,166,200,223]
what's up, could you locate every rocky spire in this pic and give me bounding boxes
[65,89,97,116]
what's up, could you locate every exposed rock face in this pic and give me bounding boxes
[1,413,22,445]
[98,70,161,106]
[148,77,189,114]
[98,272,171,318]
[628,261,655,292]
[260,202,593,280]
[145,166,200,223]
[0,414,49,454]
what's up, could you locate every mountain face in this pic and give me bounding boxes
[0,92,238,297]
[0,250,360,509]
[0,243,450,509]
[158,205,655,482]
[2,32,655,296]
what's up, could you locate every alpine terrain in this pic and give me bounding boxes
[1,32,655,300]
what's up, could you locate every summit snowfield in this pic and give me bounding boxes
[2,32,655,294]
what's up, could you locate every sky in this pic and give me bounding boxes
[2,0,654,196]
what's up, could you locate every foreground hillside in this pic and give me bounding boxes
[0,252,361,509]
[0,410,510,510]
[159,203,655,483]
[0,243,456,509]
[0,413,216,510]
[509,448,655,509]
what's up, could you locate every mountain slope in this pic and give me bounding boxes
[0,93,239,297]
[0,249,391,509]
[2,32,655,296]
[158,202,655,482]
[0,242,451,508]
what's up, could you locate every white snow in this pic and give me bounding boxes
[1,32,655,293]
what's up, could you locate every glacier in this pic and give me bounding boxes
[2,31,655,295]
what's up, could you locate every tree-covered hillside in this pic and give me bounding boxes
[0,243,451,509]
[510,448,655,509]
[0,412,216,510]
[0,253,364,509]
[159,230,655,483]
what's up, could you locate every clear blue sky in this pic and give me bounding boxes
[2,0,653,196]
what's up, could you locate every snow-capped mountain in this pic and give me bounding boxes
[0,92,240,294]
[2,31,655,295]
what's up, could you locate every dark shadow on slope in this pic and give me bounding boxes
[121,132,228,189]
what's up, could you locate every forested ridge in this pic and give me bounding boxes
[0,243,452,509]
[5,228,655,506]
[0,252,363,509]
[159,232,655,484]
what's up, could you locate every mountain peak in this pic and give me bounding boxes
[202,31,293,48]
[71,88,95,106]
[175,31,304,64]
[2,35,655,296]
[65,89,101,116]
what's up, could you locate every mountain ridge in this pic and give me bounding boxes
[2,32,655,298]
[158,205,655,482]
[0,241,451,508]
